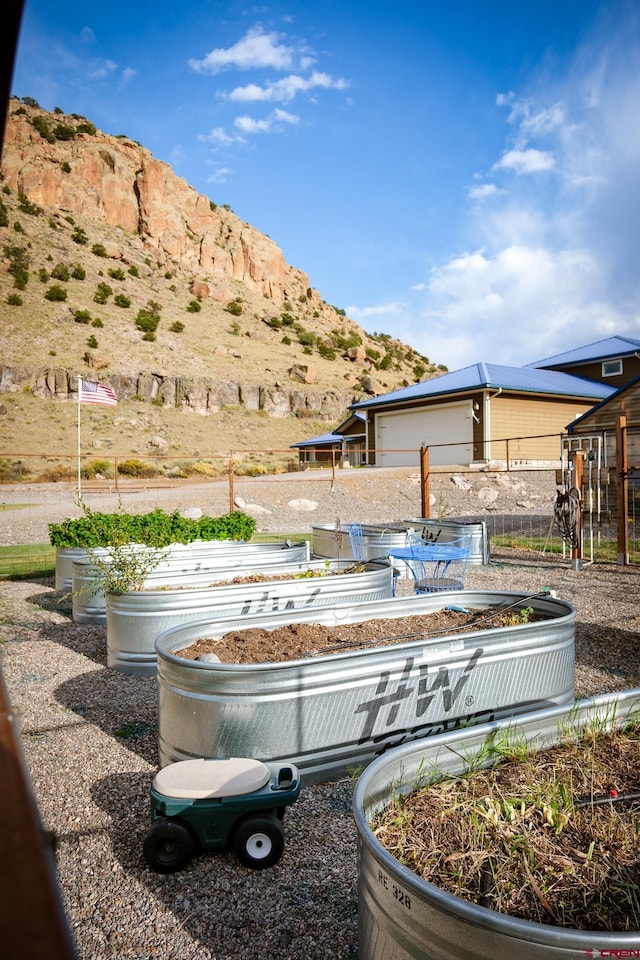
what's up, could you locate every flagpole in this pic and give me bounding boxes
[77,375,82,499]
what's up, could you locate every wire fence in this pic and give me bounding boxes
[0,448,638,572]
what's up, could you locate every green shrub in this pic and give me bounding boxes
[170,321,185,332]
[128,264,139,277]
[81,459,113,480]
[225,300,242,316]
[76,121,97,135]
[4,244,30,289]
[53,122,76,141]
[94,281,113,304]
[13,221,24,233]
[87,334,98,348]
[72,226,88,245]
[17,193,42,216]
[7,293,22,306]
[108,267,125,281]
[73,309,92,324]
[317,342,337,360]
[92,243,107,257]
[0,200,8,227]
[186,300,201,313]
[51,262,70,282]
[281,335,292,345]
[48,217,58,230]
[45,284,68,302]
[30,115,55,143]
[142,331,156,341]
[71,264,86,280]
[135,301,161,334]
[38,267,49,282]
[113,293,131,308]
[92,318,104,328]
[298,330,316,347]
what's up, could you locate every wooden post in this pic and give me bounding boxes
[616,415,629,566]
[571,451,583,569]
[228,454,235,514]
[420,445,430,519]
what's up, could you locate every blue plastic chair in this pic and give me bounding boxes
[349,522,366,561]
[404,534,472,593]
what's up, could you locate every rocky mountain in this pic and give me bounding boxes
[0,97,445,466]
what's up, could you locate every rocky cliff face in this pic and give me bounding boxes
[2,105,326,310]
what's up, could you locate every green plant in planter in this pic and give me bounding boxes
[48,505,256,548]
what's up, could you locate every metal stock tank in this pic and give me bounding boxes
[156,590,575,783]
[354,688,640,960]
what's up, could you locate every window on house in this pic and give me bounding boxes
[602,358,623,377]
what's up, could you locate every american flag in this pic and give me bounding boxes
[79,379,118,406]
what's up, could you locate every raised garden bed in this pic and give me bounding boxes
[155,589,576,783]
[107,559,394,676]
[354,687,640,960]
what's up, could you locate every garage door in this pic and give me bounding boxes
[375,401,473,467]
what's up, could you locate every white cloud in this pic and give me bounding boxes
[234,115,272,134]
[417,244,622,368]
[80,27,94,44]
[206,167,233,184]
[120,67,136,86]
[467,183,501,201]
[233,108,300,135]
[346,302,406,319]
[199,127,244,146]
[227,71,349,104]
[494,148,556,174]
[86,59,118,81]
[273,108,299,125]
[189,25,310,75]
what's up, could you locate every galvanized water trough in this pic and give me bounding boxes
[312,523,409,562]
[57,539,310,593]
[354,687,640,960]
[71,540,310,624]
[107,559,394,676]
[155,589,575,782]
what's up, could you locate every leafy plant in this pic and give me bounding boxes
[72,226,88,245]
[7,293,23,306]
[51,262,70,282]
[225,300,242,316]
[44,284,68,302]
[113,293,131,308]
[91,243,107,257]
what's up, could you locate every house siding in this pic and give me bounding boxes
[548,356,640,388]
[488,395,595,461]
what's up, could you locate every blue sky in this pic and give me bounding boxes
[10,0,640,371]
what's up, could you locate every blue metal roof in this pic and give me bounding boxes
[349,362,614,411]
[527,336,640,369]
[290,431,342,449]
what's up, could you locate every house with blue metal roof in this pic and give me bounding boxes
[526,336,640,389]
[290,411,366,467]
[291,335,640,468]
[347,360,614,468]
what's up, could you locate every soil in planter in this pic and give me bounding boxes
[372,723,640,932]
[172,603,545,664]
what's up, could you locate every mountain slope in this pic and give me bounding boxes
[0,97,446,465]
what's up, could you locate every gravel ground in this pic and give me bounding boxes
[2,470,639,959]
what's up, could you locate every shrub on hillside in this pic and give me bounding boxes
[45,284,68,302]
